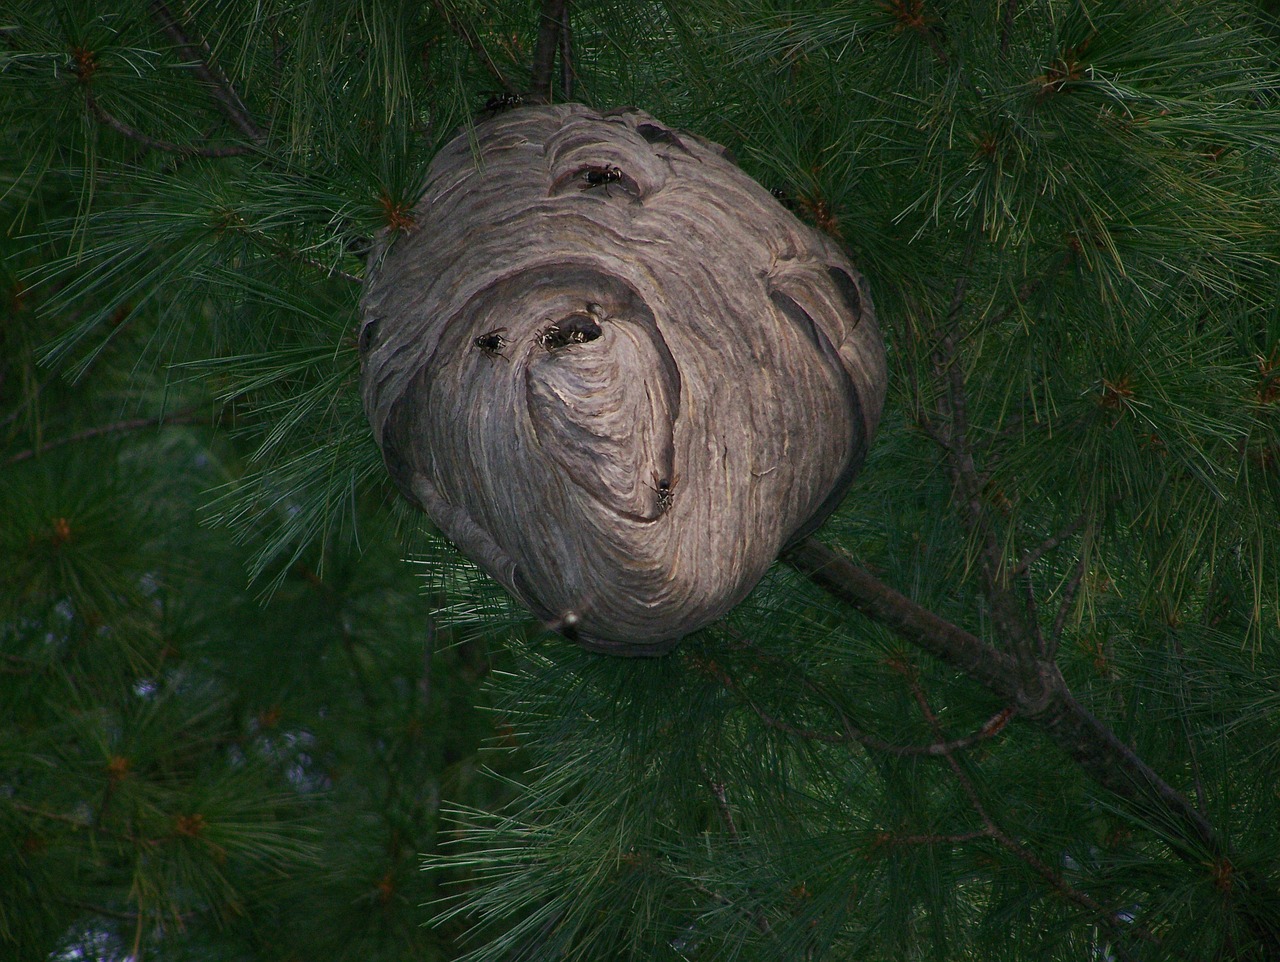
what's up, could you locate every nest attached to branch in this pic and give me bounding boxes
[360,104,886,655]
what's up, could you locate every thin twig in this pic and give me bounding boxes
[558,6,575,101]
[86,90,254,158]
[1,380,42,429]
[1170,632,1209,815]
[871,830,989,849]
[131,905,144,961]
[1011,512,1087,578]
[930,239,1005,570]
[427,0,517,94]
[999,0,1019,58]
[687,879,777,941]
[1,653,36,675]
[836,701,1016,756]
[293,254,361,285]
[10,801,92,827]
[149,0,265,143]
[240,223,363,284]
[59,899,194,924]
[214,208,362,283]
[6,409,203,465]
[698,649,1015,757]
[707,779,741,842]
[1020,568,1049,662]
[298,564,431,863]
[11,801,155,849]
[701,775,773,936]
[909,679,1003,829]
[981,250,1075,334]
[932,328,1014,624]
[907,678,1156,950]
[1048,552,1087,659]
[898,296,939,437]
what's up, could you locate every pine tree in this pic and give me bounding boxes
[4,2,1280,961]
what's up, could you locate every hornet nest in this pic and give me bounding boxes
[360,104,886,655]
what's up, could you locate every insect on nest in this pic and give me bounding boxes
[580,164,624,194]
[474,327,509,360]
[651,471,680,515]
[536,304,605,351]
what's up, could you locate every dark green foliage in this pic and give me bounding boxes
[4,0,1280,960]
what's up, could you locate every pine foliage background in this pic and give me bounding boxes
[3,1,1280,960]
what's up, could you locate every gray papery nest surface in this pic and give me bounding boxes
[360,104,887,655]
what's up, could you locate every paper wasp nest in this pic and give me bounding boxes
[360,104,886,655]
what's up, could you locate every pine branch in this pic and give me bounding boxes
[999,0,1018,58]
[1010,512,1087,578]
[58,898,195,924]
[907,677,1156,953]
[148,0,265,144]
[783,540,1018,694]
[701,775,772,937]
[559,6,575,101]
[1048,552,1087,659]
[1170,632,1209,816]
[704,643,1015,756]
[9,800,151,848]
[871,830,988,848]
[783,537,1190,817]
[784,537,1280,950]
[914,240,1112,729]
[529,0,567,104]
[926,263,1044,673]
[1,652,38,675]
[687,879,776,942]
[427,0,518,95]
[10,801,92,828]
[6,409,204,465]
[230,219,363,284]
[86,89,255,158]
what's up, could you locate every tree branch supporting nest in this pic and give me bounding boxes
[529,0,568,104]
